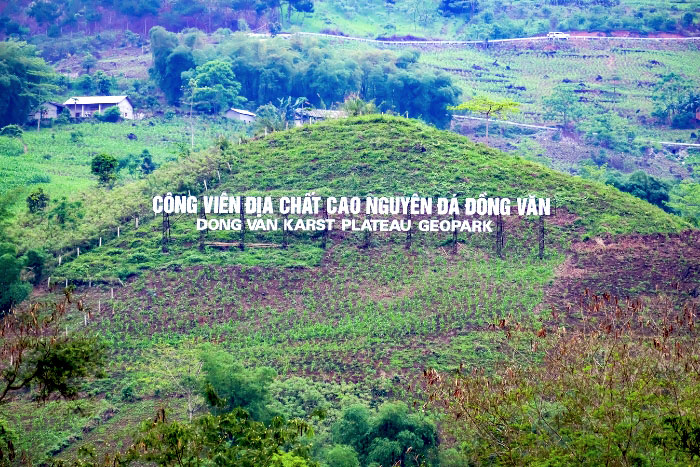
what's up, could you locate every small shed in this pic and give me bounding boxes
[63,96,134,120]
[294,109,347,126]
[32,102,66,120]
[225,108,256,123]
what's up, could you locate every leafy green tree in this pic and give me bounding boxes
[127,408,317,467]
[25,250,44,285]
[0,124,23,138]
[149,26,195,105]
[93,71,113,95]
[607,170,670,211]
[118,0,161,17]
[48,197,83,228]
[140,150,157,175]
[255,103,286,133]
[0,293,105,402]
[201,345,277,422]
[578,111,638,153]
[183,60,245,114]
[26,187,49,213]
[81,54,97,74]
[0,243,30,314]
[27,1,61,28]
[666,180,700,226]
[96,106,121,122]
[91,153,119,185]
[0,41,57,127]
[343,94,376,116]
[652,73,695,125]
[332,402,438,467]
[448,96,520,144]
[322,445,360,467]
[543,85,585,129]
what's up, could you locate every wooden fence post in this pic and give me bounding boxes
[452,212,458,252]
[239,195,246,251]
[495,214,504,259]
[363,213,371,249]
[405,211,412,250]
[539,215,545,260]
[282,212,288,249]
[321,198,329,249]
[162,211,170,253]
[199,196,206,252]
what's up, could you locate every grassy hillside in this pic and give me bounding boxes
[7,115,687,279]
[5,115,698,464]
[0,118,247,205]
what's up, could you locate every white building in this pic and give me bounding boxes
[294,109,347,126]
[225,108,256,123]
[31,102,67,121]
[62,96,134,120]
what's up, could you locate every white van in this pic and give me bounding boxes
[547,31,570,40]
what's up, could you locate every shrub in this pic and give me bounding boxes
[424,294,700,465]
[96,106,122,123]
[0,136,24,157]
[0,124,23,138]
[26,187,49,213]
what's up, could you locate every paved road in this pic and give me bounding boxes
[277,31,700,45]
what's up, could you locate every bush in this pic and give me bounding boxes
[0,136,24,157]
[0,124,23,138]
[26,187,49,213]
[96,106,122,123]
[424,294,700,465]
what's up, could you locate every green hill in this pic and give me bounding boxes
[8,115,686,281]
[6,115,699,463]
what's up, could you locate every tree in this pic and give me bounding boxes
[118,0,161,17]
[149,26,195,105]
[183,60,245,114]
[140,150,157,175]
[26,187,49,213]
[322,445,360,467]
[27,1,61,29]
[0,293,104,404]
[343,93,376,116]
[0,41,57,127]
[0,243,31,314]
[448,96,520,145]
[331,402,438,467]
[543,85,585,129]
[666,180,700,226]
[96,106,122,122]
[127,408,317,466]
[200,345,277,422]
[93,71,113,95]
[81,54,97,74]
[652,73,695,126]
[607,170,670,211]
[91,153,119,185]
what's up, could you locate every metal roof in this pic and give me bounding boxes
[227,108,256,117]
[63,96,129,105]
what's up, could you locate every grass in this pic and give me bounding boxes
[4,115,697,464]
[0,117,248,210]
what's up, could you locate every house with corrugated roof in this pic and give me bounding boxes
[63,96,134,120]
[294,109,347,126]
[225,108,256,123]
[31,102,67,121]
